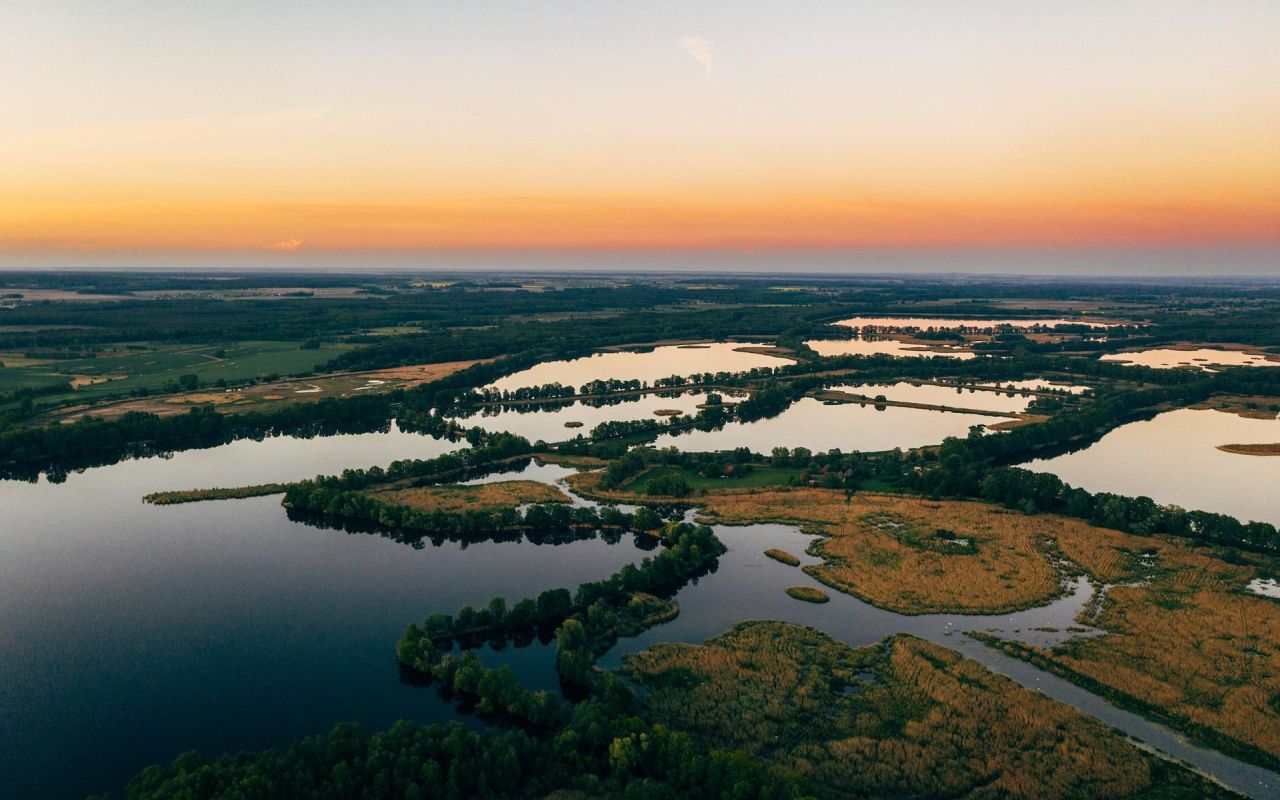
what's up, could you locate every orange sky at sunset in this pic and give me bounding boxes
[2,1,1277,266]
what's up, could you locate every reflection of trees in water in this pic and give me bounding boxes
[4,414,402,483]
[286,505,659,552]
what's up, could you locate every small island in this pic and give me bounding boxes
[786,586,831,603]
[765,548,801,566]
[1216,443,1280,456]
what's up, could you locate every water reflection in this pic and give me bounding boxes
[651,397,996,453]
[1024,408,1280,526]
[1101,347,1280,370]
[804,337,975,359]
[0,429,651,800]
[827,381,1041,413]
[487,343,790,392]
[448,391,727,443]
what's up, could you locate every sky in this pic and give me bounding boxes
[1,1,1278,272]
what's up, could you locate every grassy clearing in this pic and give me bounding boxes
[697,489,1068,615]
[765,548,800,566]
[989,523,1280,767]
[45,359,485,421]
[785,586,829,603]
[535,454,609,469]
[566,466,798,503]
[625,621,1231,800]
[143,484,289,504]
[369,480,571,513]
[1,340,351,401]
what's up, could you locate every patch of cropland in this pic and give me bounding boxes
[625,621,1233,800]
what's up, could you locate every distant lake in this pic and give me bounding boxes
[652,396,996,453]
[832,316,1116,330]
[1100,347,1280,370]
[827,381,1041,414]
[804,338,975,359]
[487,342,791,392]
[1024,408,1280,526]
[449,390,730,443]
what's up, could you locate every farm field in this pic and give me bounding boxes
[46,359,488,421]
[625,621,1231,800]
[1,340,353,410]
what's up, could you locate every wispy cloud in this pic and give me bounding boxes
[263,238,304,251]
[676,36,715,84]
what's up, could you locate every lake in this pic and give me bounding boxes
[652,396,998,453]
[0,427,653,800]
[1024,407,1280,526]
[804,337,975,359]
[448,390,731,444]
[1100,347,1280,370]
[825,381,1042,414]
[487,342,792,392]
[3,419,1276,799]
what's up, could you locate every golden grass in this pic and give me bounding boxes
[765,548,801,567]
[1190,394,1280,420]
[786,586,830,603]
[697,489,1067,614]
[1023,523,1280,762]
[370,480,570,513]
[535,454,608,469]
[625,621,1226,799]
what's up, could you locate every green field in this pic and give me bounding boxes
[633,465,800,490]
[0,340,352,410]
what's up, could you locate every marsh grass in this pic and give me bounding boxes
[372,480,571,513]
[625,621,1232,800]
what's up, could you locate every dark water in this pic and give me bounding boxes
[5,419,1277,799]
[0,426,651,800]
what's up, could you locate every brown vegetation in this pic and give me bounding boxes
[785,586,830,603]
[625,621,1229,799]
[1190,394,1280,420]
[369,480,571,513]
[1216,443,1280,456]
[697,489,1068,614]
[1006,523,1280,764]
[765,548,801,567]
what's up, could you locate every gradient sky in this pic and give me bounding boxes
[2,1,1278,269]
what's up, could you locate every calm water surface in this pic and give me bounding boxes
[0,427,652,800]
[1025,408,1280,526]
[7,410,1276,799]
[804,338,975,359]
[449,391,727,444]
[1100,347,1280,370]
[652,397,997,453]
[828,381,1038,413]
[487,343,790,392]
